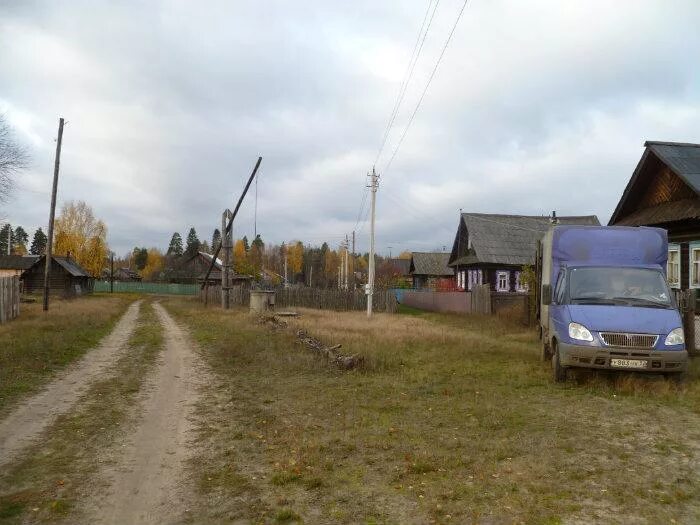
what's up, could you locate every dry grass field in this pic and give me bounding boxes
[164,298,700,524]
[0,294,135,416]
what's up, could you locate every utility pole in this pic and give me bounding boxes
[110,252,114,293]
[344,235,349,291]
[43,117,64,312]
[367,167,378,317]
[6,224,10,255]
[284,252,288,288]
[351,230,355,290]
[221,209,233,309]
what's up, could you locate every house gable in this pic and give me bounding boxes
[609,141,700,226]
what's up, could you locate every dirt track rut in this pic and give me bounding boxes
[0,300,141,469]
[89,302,205,525]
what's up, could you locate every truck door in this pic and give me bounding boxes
[549,269,568,343]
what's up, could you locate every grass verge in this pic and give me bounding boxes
[0,299,164,524]
[0,294,137,416]
[164,298,700,524]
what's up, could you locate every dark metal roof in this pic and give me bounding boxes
[645,141,700,193]
[53,256,91,277]
[457,213,600,266]
[410,252,453,276]
[0,255,40,270]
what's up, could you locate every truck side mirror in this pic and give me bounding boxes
[542,284,552,304]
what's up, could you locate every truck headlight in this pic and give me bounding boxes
[664,328,684,346]
[569,322,593,342]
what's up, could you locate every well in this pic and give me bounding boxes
[249,290,276,314]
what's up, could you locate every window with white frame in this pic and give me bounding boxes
[691,244,700,288]
[668,245,680,288]
[497,270,509,292]
[515,271,528,292]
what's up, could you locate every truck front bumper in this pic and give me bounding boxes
[558,341,688,373]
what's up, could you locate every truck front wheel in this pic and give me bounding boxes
[552,341,567,383]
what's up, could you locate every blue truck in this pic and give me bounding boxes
[537,225,688,382]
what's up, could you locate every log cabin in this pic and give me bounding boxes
[448,213,600,293]
[609,141,700,291]
[22,255,93,296]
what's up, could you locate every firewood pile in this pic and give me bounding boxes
[256,314,288,330]
[295,329,364,369]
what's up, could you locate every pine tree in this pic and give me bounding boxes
[185,227,200,256]
[133,247,148,270]
[13,226,28,253]
[211,229,221,250]
[242,235,250,252]
[0,223,12,255]
[167,232,183,256]
[30,227,48,255]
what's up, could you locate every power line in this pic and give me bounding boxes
[353,185,369,232]
[383,0,471,175]
[374,0,440,168]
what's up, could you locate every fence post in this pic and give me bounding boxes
[682,290,697,357]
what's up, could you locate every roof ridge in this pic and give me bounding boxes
[645,140,700,148]
[461,212,597,219]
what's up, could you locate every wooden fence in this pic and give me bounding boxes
[0,276,20,324]
[200,285,397,313]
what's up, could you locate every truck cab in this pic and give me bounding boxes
[538,226,688,381]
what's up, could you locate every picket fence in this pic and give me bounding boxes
[0,276,20,324]
[200,285,397,313]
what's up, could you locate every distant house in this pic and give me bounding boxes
[116,267,142,281]
[609,141,700,290]
[409,252,453,289]
[101,267,142,282]
[0,255,40,278]
[448,213,600,293]
[170,251,252,286]
[22,255,93,296]
[385,258,412,288]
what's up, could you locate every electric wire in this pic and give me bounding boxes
[373,0,440,168]
[383,0,471,175]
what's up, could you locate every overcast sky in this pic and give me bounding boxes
[1,0,699,256]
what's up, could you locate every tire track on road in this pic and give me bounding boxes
[0,300,142,469]
[90,302,207,525]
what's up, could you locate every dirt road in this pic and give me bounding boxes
[0,300,142,469]
[87,302,206,524]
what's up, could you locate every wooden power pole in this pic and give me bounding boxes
[221,209,233,308]
[367,167,378,317]
[43,117,64,312]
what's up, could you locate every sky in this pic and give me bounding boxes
[1,0,699,256]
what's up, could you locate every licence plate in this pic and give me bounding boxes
[610,358,647,369]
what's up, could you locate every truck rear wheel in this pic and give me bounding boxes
[552,342,567,383]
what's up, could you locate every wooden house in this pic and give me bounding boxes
[0,255,40,278]
[385,258,412,288]
[448,213,600,293]
[609,141,700,290]
[409,252,453,289]
[169,251,251,286]
[22,255,93,296]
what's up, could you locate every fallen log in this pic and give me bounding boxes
[295,330,364,369]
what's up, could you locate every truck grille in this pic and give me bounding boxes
[600,332,658,348]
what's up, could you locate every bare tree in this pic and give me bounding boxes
[0,114,29,205]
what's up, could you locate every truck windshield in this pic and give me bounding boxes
[568,267,672,308]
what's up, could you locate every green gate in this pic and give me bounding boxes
[93,281,198,295]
